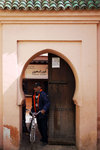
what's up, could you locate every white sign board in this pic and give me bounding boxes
[52,57,60,68]
[25,64,48,79]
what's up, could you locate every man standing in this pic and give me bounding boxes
[31,82,50,145]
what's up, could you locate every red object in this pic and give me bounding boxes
[33,89,42,112]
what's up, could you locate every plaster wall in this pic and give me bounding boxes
[0,24,3,149]
[98,23,100,143]
[1,22,97,150]
[0,10,98,150]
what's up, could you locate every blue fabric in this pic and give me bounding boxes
[31,90,50,114]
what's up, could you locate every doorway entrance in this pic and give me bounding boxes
[22,52,76,145]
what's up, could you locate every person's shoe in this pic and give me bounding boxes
[41,141,48,146]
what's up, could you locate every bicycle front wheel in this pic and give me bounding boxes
[30,128,36,143]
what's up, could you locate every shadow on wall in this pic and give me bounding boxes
[3,77,20,149]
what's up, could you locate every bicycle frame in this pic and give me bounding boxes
[29,111,41,143]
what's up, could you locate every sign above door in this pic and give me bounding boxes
[25,64,48,79]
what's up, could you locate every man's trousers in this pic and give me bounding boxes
[37,115,48,143]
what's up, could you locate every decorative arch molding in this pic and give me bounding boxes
[18,48,81,106]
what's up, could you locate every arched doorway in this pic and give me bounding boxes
[21,51,76,146]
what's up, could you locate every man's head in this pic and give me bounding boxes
[34,82,41,92]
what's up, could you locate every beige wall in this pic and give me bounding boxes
[0,23,3,149]
[98,23,100,142]
[0,10,99,150]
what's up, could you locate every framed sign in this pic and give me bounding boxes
[25,64,48,79]
[52,57,60,68]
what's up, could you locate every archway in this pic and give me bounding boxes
[20,49,79,105]
[20,49,77,147]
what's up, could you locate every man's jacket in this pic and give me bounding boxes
[31,90,50,116]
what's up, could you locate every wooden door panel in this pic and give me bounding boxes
[48,84,75,137]
[48,53,75,145]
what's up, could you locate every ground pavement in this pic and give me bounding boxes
[20,128,100,150]
[19,132,77,150]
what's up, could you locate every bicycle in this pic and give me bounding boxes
[26,109,41,143]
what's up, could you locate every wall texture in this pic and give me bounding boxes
[98,23,100,143]
[0,23,3,149]
[0,10,99,150]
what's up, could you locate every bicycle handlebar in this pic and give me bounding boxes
[35,111,41,115]
[26,109,41,116]
[31,111,41,116]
